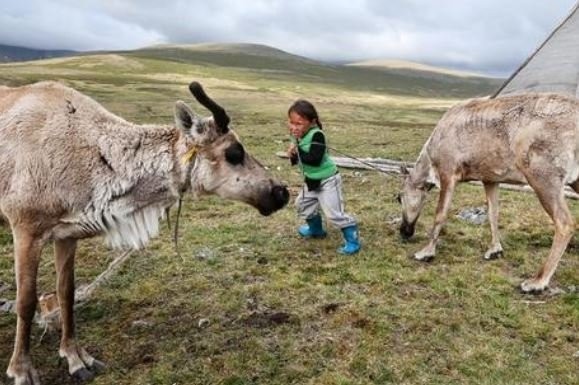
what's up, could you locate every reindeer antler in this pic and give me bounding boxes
[189,82,230,133]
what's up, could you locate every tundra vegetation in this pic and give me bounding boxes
[0,46,577,385]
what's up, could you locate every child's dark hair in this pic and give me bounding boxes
[288,99,323,129]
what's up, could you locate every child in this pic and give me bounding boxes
[287,99,361,255]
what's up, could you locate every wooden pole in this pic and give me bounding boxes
[277,152,579,200]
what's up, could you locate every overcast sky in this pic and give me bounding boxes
[0,0,577,76]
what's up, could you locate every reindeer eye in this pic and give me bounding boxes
[420,182,435,192]
[225,141,245,165]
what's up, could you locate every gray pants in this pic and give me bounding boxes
[296,173,357,229]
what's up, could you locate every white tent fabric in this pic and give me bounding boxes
[493,2,579,98]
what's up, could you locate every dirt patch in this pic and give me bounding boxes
[321,302,344,314]
[242,311,297,328]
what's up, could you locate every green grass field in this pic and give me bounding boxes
[0,48,577,385]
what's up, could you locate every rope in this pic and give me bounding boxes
[172,149,198,260]
[172,197,183,259]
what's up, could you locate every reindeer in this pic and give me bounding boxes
[0,81,289,385]
[398,93,579,293]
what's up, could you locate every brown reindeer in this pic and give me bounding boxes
[0,81,289,385]
[398,93,579,293]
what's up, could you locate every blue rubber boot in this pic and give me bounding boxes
[298,215,327,239]
[338,225,361,255]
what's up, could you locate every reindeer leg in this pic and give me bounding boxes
[520,172,574,293]
[415,174,458,262]
[54,238,105,381]
[7,228,44,385]
[483,182,503,260]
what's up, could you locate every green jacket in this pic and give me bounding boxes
[296,127,337,181]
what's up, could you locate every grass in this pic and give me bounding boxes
[0,51,577,385]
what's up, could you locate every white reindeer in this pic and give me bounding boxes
[0,81,289,385]
[398,93,579,293]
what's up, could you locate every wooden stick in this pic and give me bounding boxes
[75,249,133,303]
[1,250,134,328]
[277,152,579,200]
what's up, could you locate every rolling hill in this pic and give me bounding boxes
[121,43,502,98]
[0,42,503,99]
[347,58,490,78]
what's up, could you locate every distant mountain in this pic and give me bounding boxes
[347,59,490,79]
[0,44,75,63]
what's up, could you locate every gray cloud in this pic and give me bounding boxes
[0,0,576,75]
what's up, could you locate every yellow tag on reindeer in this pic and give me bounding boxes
[181,146,198,165]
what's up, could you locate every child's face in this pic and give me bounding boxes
[288,111,312,138]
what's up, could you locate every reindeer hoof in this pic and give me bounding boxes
[72,367,95,382]
[520,280,548,294]
[7,365,41,385]
[483,250,503,261]
[9,371,41,385]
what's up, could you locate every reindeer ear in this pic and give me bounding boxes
[400,165,410,175]
[174,101,199,134]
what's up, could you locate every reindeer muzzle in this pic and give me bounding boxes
[399,219,416,240]
[257,184,289,216]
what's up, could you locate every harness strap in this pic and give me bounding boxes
[173,145,200,258]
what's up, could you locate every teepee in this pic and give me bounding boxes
[493,2,579,98]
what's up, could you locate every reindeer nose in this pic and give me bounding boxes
[272,185,289,209]
[399,220,415,240]
[256,184,289,216]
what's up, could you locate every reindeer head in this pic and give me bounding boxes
[173,82,289,216]
[397,166,434,239]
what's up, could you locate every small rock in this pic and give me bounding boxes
[1,299,14,313]
[198,318,210,328]
[195,247,216,261]
[456,207,487,225]
[574,350,579,358]
[385,215,402,225]
[131,320,152,328]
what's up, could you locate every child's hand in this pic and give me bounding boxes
[287,143,297,157]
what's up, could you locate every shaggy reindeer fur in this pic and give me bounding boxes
[399,93,579,293]
[0,82,182,248]
[0,81,288,385]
